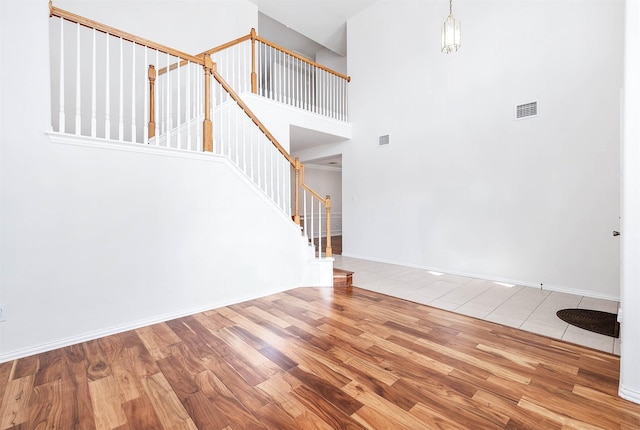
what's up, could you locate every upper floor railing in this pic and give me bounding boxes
[48,2,332,258]
[204,29,350,122]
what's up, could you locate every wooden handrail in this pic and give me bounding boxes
[49,2,203,66]
[211,69,295,165]
[203,34,253,55]
[201,28,351,83]
[254,34,351,82]
[301,183,327,205]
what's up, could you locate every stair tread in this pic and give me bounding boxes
[333,268,353,288]
[333,268,354,276]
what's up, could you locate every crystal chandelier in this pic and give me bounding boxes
[441,0,461,54]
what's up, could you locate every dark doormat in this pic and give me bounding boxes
[556,309,620,338]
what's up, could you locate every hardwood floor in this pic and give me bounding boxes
[314,235,342,256]
[1,287,639,429]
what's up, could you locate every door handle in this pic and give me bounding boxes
[613,231,620,236]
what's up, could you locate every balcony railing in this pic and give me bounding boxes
[205,29,350,122]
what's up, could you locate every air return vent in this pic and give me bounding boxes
[378,134,390,146]
[516,101,538,120]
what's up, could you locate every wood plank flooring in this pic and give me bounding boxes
[1,286,639,429]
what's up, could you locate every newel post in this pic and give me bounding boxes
[293,158,301,225]
[203,54,213,152]
[250,28,258,94]
[325,195,332,258]
[148,65,156,139]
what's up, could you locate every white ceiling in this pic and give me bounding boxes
[249,0,377,56]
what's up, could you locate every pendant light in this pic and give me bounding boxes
[441,0,461,54]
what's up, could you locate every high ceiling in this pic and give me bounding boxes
[249,0,377,56]
[248,1,376,168]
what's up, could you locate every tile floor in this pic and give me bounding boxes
[333,255,621,355]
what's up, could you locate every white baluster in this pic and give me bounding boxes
[58,18,65,133]
[310,194,315,255]
[241,111,246,170]
[165,51,170,147]
[293,57,297,108]
[270,145,275,199]
[303,189,308,239]
[331,74,335,119]
[297,58,301,109]
[305,61,309,112]
[345,77,349,121]
[75,23,81,135]
[234,105,239,165]
[91,28,96,137]
[275,154,280,209]
[143,47,148,143]
[343,78,347,121]
[285,53,290,105]
[186,61,191,150]
[227,94,231,156]
[105,33,110,139]
[154,49,159,142]
[131,43,136,142]
[318,199,322,257]
[278,50,282,103]
[177,58,181,149]
[272,46,276,100]
[250,124,255,181]
[118,37,124,140]
[196,63,201,151]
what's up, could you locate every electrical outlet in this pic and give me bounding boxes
[0,304,6,322]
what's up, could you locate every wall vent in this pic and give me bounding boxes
[516,101,538,120]
[378,134,390,146]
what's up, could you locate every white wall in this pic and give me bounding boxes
[0,0,328,362]
[620,0,640,405]
[316,48,347,76]
[345,0,623,299]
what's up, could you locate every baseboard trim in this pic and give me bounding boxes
[0,286,290,364]
[619,384,640,404]
[340,253,620,302]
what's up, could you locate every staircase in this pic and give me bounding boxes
[48,3,348,285]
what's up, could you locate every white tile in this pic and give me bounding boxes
[455,302,496,319]
[520,321,567,339]
[439,282,493,305]
[525,308,571,329]
[562,329,615,353]
[538,291,582,309]
[578,297,619,314]
[427,299,460,312]
[485,313,525,329]
[470,285,524,307]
